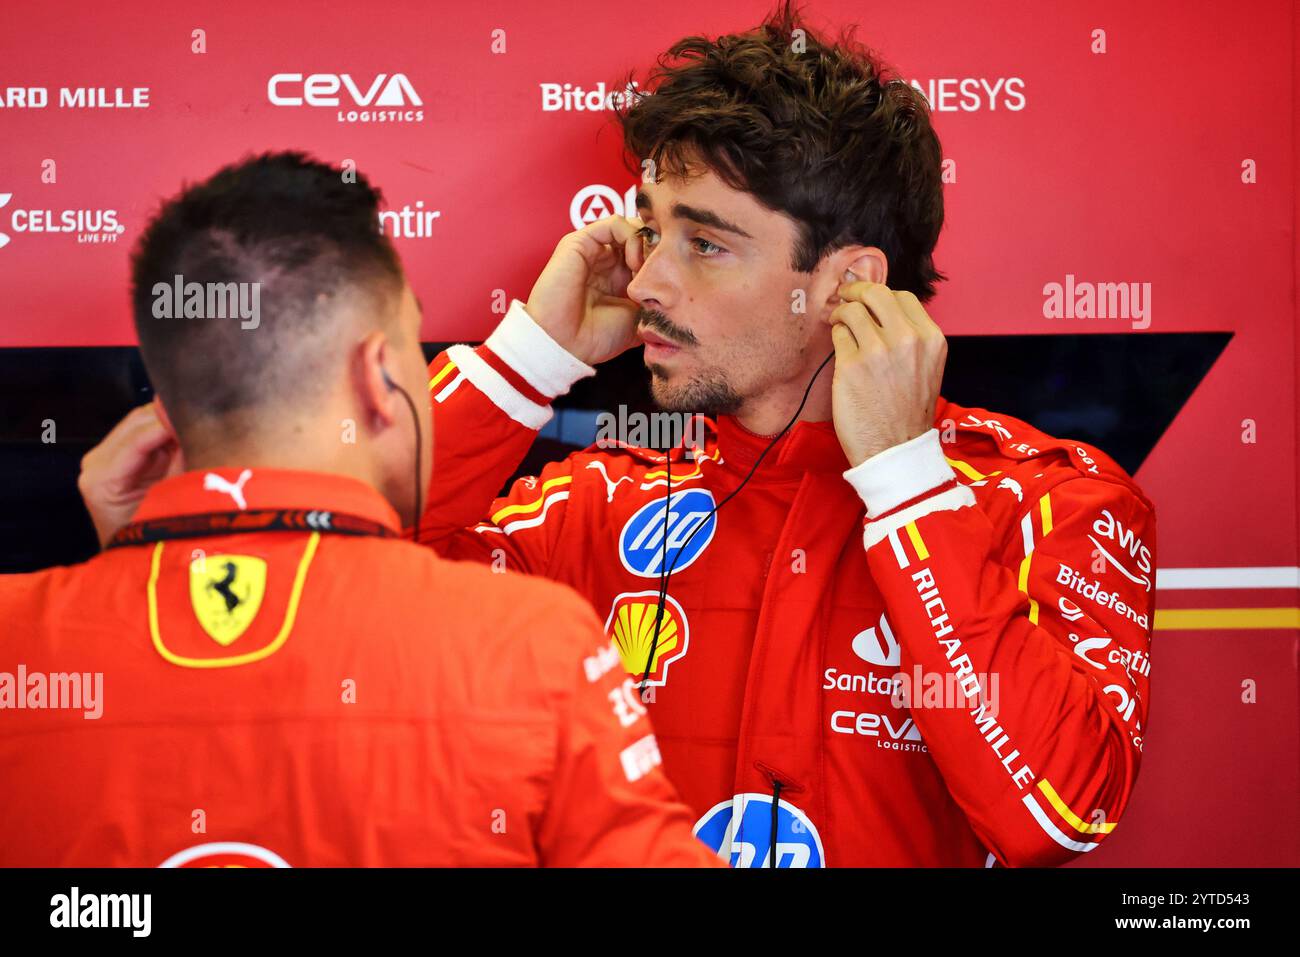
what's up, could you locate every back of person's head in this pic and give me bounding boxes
[130,152,431,522]
[132,152,398,438]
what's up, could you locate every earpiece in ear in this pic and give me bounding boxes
[843,270,858,282]
[381,368,397,391]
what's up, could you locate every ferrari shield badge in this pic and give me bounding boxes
[188,555,267,646]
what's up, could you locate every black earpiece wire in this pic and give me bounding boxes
[384,371,423,542]
[637,350,836,699]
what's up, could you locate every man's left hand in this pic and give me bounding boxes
[828,281,947,468]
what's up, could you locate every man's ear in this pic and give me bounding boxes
[832,246,888,286]
[821,247,889,308]
[355,330,400,430]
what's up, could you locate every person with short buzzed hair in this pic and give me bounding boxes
[0,152,719,868]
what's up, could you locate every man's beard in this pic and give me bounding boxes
[646,362,743,415]
[638,306,743,415]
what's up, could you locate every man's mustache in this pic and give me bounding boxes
[637,308,699,347]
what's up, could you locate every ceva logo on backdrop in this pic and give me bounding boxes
[267,73,424,124]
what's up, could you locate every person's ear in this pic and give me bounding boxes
[836,247,888,287]
[355,330,400,430]
[822,248,889,311]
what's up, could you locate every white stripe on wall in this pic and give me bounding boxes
[1155,567,1300,590]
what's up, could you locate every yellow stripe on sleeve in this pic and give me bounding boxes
[427,360,458,391]
[1038,779,1116,835]
[904,521,930,561]
[945,456,986,482]
[490,475,573,524]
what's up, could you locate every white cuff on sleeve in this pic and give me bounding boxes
[843,428,957,519]
[484,299,596,399]
[445,345,553,430]
[863,485,976,552]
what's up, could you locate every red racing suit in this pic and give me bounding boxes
[0,468,720,867]
[418,300,1158,867]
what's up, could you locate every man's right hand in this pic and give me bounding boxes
[78,401,184,549]
[524,216,646,366]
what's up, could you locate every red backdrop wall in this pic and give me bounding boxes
[1,0,1296,865]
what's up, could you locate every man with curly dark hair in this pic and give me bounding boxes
[407,2,1156,868]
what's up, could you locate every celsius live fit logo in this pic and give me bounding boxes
[0,192,124,248]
